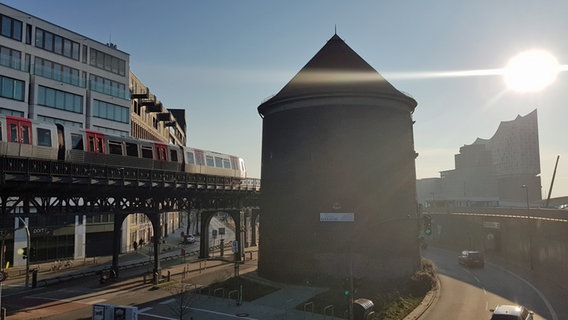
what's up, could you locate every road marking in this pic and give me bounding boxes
[138,307,152,313]
[493,263,558,320]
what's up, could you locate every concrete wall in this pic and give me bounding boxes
[425,207,568,290]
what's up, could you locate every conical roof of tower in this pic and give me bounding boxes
[258,34,417,116]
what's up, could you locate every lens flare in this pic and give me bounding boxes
[503,50,559,92]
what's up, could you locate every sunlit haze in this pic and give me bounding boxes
[3,1,568,198]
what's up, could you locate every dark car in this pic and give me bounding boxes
[490,305,534,320]
[458,250,485,268]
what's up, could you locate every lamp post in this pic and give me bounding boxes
[16,217,30,288]
[521,185,533,270]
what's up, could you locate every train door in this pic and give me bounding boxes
[86,131,105,154]
[6,116,32,157]
[154,143,168,161]
[153,143,168,170]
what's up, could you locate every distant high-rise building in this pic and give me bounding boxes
[417,109,541,207]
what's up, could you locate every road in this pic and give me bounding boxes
[423,247,555,320]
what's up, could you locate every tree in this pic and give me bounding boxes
[167,282,196,320]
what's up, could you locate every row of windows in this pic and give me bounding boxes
[186,152,233,169]
[37,114,83,128]
[0,14,22,41]
[90,48,126,76]
[0,45,21,70]
[34,56,83,87]
[89,74,127,99]
[0,107,23,117]
[0,75,24,101]
[92,99,129,123]
[37,85,83,113]
[35,28,80,60]
[92,125,128,137]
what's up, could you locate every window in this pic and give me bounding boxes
[108,141,122,155]
[35,28,79,60]
[0,45,21,70]
[0,76,24,101]
[37,86,82,113]
[0,15,22,41]
[206,155,214,167]
[89,48,126,76]
[170,149,178,162]
[36,128,52,147]
[93,100,129,123]
[125,143,138,157]
[71,133,83,150]
[223,159,231,169]
[35,57,82,87]
[215,157,223,168]
[141,146,153,159]
[186,152,195,165]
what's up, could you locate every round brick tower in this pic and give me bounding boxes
[257,34,420,285]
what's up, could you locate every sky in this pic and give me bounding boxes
[3,1,568,198]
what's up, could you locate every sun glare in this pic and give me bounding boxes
[503,50,560,93]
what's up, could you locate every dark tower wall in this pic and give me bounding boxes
[257,35,420,285]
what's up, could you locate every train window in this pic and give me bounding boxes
[215,157,223,168]
[223,159,231,169]
[71,133,83,150]
[9,123,17,142]
[125,142,138,157]
[21,125,30,144]
[141,146,153,159]
[108,140,122,155]
[186,152,195,165]
[206,155,214,167]
[36,128,52,147]
[170,149,178,162]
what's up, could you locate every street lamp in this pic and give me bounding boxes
[521,185,530,216]
[16,217,30,288]
[521,185,533,270]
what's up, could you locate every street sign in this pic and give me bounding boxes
[320,212,355,222]
[232,241,239,253]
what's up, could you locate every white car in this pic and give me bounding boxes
[180,234,196,244]
[490,305,534,320]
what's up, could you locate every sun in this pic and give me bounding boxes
[503,49,560,92]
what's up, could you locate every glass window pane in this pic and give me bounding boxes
[1,16,11,38]
[2,78,13,99]
[37,128,52,147]
[44,32,53,51]
[12,19,21,41]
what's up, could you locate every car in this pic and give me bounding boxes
[458,250,485,268]
[180,234,196,244]
[490,305,534,320]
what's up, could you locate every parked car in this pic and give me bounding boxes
[490,305,534,320]
[458,250,485,268]
[180,234,196,244]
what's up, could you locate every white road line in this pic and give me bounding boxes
[493,263,558,320]
[159,298,176,304]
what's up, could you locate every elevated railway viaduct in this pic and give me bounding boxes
[0,156,260,282]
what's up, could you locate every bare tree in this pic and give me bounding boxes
[167,282,196,320]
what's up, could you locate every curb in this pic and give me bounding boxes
[403,277,440,320]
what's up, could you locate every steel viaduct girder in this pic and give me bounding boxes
[0,156,260,280]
